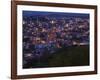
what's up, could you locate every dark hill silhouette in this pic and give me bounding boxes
[23,45,89,68]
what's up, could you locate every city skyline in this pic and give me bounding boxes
[22,10,90,69]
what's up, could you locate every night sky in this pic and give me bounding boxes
[23,10,89,18]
